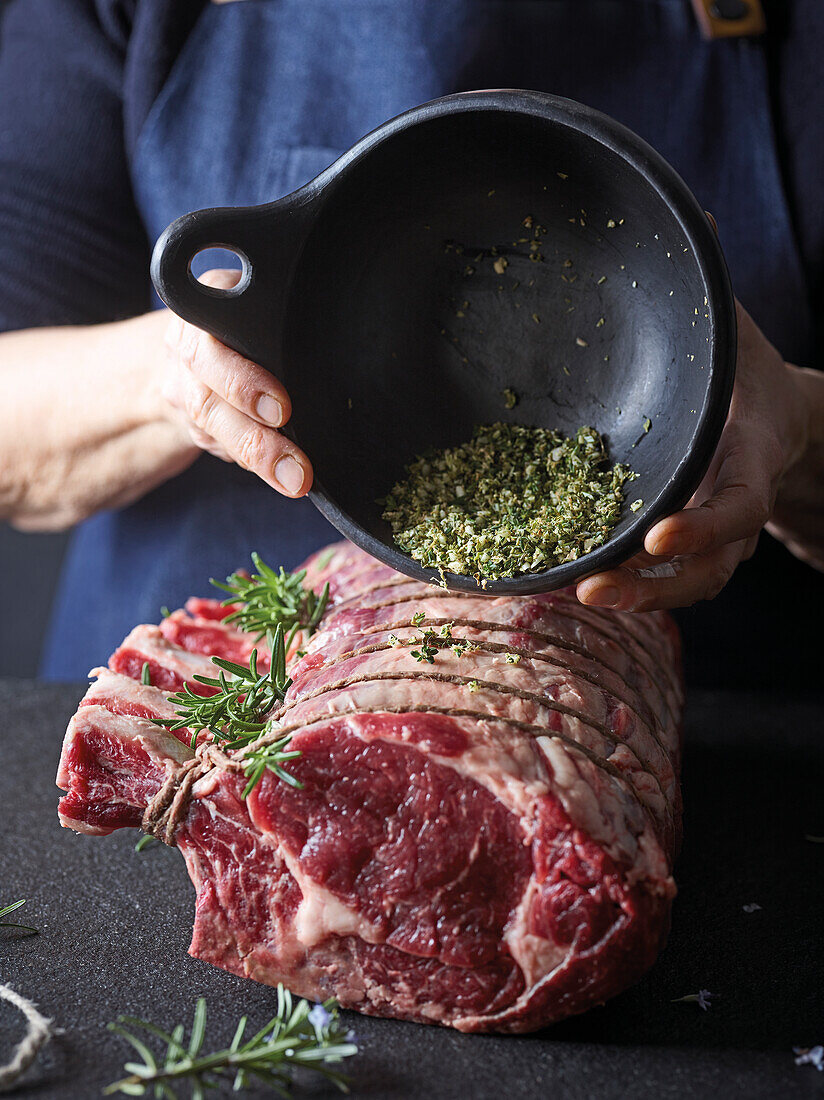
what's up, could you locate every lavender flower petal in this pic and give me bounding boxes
[308,1004,332,1030]
[794,1045,824,1071]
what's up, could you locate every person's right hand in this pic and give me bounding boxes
[161,268,313,498]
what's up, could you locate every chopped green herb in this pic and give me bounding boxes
[410,612,426,627]
[160,606,171,620]
[383,425,636,582]
[140,662,151,686]
[643,416,652,433]
[411,643,437,664]
[505,653,521,664]
[134,835,158,853]
[503,388,518,410]
[388,633,402,648]
[467,680,481,693]
[630,499,644,512]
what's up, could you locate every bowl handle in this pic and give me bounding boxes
[150,202,310,371]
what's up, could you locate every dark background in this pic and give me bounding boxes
[0,526,68,677]
[0,0,69,679]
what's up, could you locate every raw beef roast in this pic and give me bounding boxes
[57,542,683,1033]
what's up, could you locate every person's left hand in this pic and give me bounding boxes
[576,300,811,612]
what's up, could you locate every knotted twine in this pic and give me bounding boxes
[0,985,51,1093]
[141,739,246,846]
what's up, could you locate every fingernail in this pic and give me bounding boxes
[652,534,685,558]
[255,393,283,426]
[274,455,304,494]
[585,585,620,608]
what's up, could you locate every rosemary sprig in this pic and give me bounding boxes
[105,986,357,1098]
[159,625,292,750]
[0,899,37,935]
[211,553,329,642]
[157,626,301,796]
[672,990,716,1010]
[241,734,304,799]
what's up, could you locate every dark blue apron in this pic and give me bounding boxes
[41,0,815,684]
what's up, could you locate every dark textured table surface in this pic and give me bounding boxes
[1,680,823,1100]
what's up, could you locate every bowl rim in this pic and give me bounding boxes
[294,89,737,595]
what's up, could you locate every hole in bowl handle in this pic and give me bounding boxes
[151,206,269,365]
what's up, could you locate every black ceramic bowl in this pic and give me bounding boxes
[151,89,735,595]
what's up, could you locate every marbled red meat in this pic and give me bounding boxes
[56,541,682,1032]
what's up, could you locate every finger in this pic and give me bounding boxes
[186,424,232,462]
[643,424,779,558]
[179,371,312,496]
[576,540,747,612]
[194,268,243,291]
[169,321,292,431]
[741,532,759,561]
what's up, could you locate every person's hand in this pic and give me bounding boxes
[576,300,811,612]
[161,269,313,497]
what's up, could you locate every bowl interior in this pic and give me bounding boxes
[281,102,729,591]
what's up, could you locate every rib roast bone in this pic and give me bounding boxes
[56,542,683,1033]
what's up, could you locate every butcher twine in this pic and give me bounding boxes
[0,985,52,1092]
[142,740,246,846]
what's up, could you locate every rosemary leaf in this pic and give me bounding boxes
[211,553,329,642]
[105,987,357,1098]
[157,625,293,757]
[0,898,37,934]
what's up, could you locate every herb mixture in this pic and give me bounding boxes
[382,423,636,582]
